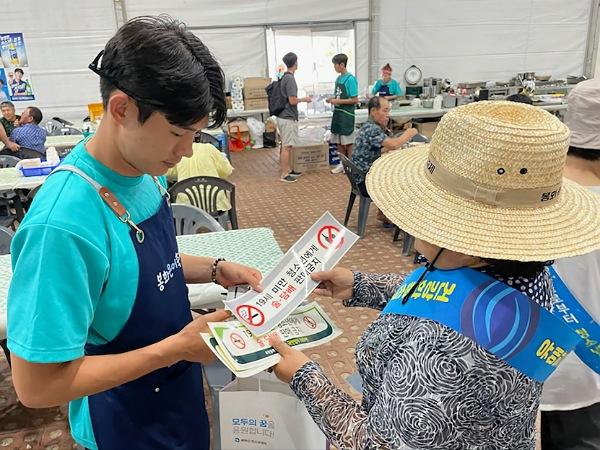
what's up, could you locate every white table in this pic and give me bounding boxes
[300,102,569,127]
[0,228,283,339]
[0,167,46,191]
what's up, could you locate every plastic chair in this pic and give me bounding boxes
[393,226,416,256]
[339,154,371,238]
[168,176,239,230]
[0,225,14,365]
[171,203,225,235]
[410,133,430,144]
[196,131,231,161]
[0,155,20,168]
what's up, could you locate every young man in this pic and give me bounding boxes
[540,78,600,450]
[10,106,46,159]
[276,52,311,183]
[327,53,358,174]
[7,16,262,450]
[9,67,30,96]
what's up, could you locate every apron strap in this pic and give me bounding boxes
[52,164,146,243]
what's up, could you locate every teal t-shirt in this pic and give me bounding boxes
[371,78,402,96]
[7,141,167,450]
[335,72,358,98]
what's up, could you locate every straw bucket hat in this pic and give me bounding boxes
[366,101,600,261]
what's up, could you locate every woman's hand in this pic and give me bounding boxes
[310,267,354,300]
[269,335,310,384]
[216,261,263,291]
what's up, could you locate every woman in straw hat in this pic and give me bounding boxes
[269,101,600,449]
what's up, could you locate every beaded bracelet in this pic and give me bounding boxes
[212,258,226,283]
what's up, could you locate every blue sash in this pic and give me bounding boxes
[383,267,582,382]
[548,266,600,374]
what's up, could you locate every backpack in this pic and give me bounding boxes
[266,73,290,117]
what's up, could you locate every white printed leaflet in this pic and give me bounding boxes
[202,302,341,377]
[224,211,358,336]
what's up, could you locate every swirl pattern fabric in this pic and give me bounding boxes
[291,268,552,449]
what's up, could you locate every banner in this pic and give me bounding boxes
[0,33,34,101]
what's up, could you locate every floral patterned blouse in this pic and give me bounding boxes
[290,268,553,450]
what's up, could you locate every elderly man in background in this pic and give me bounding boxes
[10,106,46,159]
[0,101,20,154]
[351,96,417,225]
[540,77,600,449]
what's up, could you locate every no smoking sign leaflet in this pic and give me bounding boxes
[236,304,265,327]
[229,332,246,350]
[317,225,344,250]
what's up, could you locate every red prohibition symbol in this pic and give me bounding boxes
[303,315,317,329]
[230,332,246,350]
[317,225,344,250]
[236,304,266,327]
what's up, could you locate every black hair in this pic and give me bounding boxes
[0,101,14,108]
[26,106,43,124]
[282,52,297,69]
[482,258,551,279]
[568,146,600,161]
[0,79,3,85]
[96,15,226,128]
[14,68,24,75]
[332,53,348,67]
[367,96,388,114]
[505,93,533,105]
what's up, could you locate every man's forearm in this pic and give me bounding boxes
[180,253,215,283]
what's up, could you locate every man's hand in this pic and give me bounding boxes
[216,261,263,291]
[7,141,19,152]
[172,309,231,364]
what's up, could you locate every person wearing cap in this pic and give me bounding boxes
[268,101,600,450]
[540,78,600,450]
[371,63,402,100]
[7,17,262,450]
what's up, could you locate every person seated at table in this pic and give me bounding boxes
[352,96,417,226]
[10,106,46,159]
[371,63,402,100]
[1,101,20,137]
[352,97,416,183]
[167,141,234,212]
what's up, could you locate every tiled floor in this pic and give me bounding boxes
[0,128,541,449]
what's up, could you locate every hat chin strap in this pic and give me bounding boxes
[402,248,444,304]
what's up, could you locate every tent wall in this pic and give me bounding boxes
[0,0,598,120]
[0,0,116,120]
[371,0,592,84]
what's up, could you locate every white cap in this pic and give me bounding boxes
[565,78,600,150]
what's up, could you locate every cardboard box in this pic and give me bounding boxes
[244,97,269,110]
[291,144,330,172]
[243,77,271,99]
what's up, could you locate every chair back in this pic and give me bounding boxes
[168,176,236,217]
[338,154,369,198]
[410,133,430,143]
[0,225,14,255]
[171,203,224,235]
[0,155,20,168]
[195,132,221,149]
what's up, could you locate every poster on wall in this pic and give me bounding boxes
[0,33,34,101]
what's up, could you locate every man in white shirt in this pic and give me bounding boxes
[541,78,600,449]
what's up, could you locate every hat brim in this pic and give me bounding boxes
[366,145,600,261]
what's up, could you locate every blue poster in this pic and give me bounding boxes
[0,33,34,101]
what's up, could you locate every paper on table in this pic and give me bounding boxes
[224,212,358,336]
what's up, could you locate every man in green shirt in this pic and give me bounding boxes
[327,54,359,174]
[1,101,20,137]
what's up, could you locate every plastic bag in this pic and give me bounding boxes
[247,117,266,148]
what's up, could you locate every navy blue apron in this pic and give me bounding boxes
[53,165,209,450]
[377,83,391,96]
